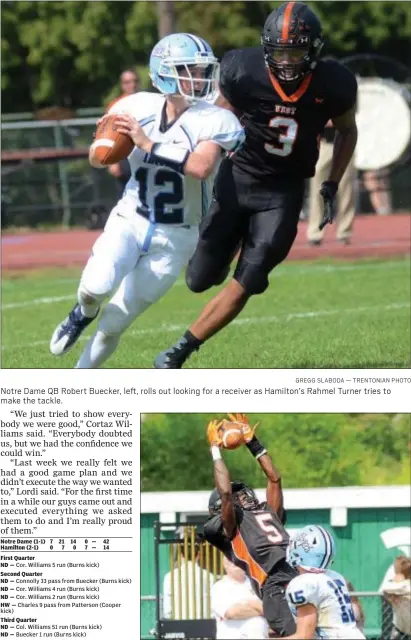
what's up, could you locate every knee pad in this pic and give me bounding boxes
[186,262,231,293]
[78,286,105,307]
[234,261,269,295]
[185,269,211,294]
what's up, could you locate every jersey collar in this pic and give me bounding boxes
[268,70,313,103]
[159,100,190,133]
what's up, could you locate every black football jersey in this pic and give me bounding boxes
[203,503,291,596]
[219,47,357,179]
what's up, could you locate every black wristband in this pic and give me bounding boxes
[246,436,267,459]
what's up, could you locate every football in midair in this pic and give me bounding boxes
[218,420,245,450]
[92,114,134,165]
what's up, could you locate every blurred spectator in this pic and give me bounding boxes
[162,538,215,620]
[346,580,365,632]
[363,169,392,215]
[307,120,356,245]
[120,68,140,95]
[107,69,140,194]
[381,555,411,640]
[211,557,269,639]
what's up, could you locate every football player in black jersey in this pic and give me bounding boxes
[203,414,298,636]
[155,1,358,369]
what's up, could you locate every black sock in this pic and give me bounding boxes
[183,330,203,350]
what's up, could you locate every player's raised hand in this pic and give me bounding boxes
[227,413,259,443]
[207,420,223,447]
[319,180,338,230]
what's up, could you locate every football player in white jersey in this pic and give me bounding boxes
[49,33,244,368]
[284,525,365,639]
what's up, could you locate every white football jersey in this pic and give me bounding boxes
[286,569,366,639]
[108,92,244,226]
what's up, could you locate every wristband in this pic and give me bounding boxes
[211,445,222,461]
[246,436,267,460]
[149,142,189,174]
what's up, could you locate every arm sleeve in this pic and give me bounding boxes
[107,94,135,116]
[286,574,318,608]
[327,63,358,119]
[204,110,245,152]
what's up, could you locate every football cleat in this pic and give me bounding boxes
[154,336,199,369]
[50,304,98,356]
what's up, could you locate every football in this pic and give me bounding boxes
[92,114,134,165]
[218,420,245,450]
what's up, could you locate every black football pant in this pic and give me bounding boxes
[262,580,296,637]
[186,157,305,296]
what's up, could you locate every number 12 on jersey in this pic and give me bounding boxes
[135,167,184,224]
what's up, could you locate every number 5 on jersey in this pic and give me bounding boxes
[255,513,283,543]
[265,116,299,157]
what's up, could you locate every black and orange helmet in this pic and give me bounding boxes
[261,2,324,83]
[208,482,260,515]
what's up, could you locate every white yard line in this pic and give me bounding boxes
[3,260,409,310]
[2,302,409,352]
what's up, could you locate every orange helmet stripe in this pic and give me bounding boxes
[281,1,295,41]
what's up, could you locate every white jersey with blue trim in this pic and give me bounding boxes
[108,92,244,226]
[286,570,366,639]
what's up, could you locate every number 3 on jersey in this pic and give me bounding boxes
[265,116,298,157]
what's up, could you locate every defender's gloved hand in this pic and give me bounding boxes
[319,180,338,230]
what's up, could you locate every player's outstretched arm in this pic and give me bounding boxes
[228,414,284,519]
[207,420,237,539]
[283,604,318,640]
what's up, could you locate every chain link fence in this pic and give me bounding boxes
[1,117,120,228]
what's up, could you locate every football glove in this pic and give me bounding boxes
[227,413,259,443]
[207,420,223,447]
[319,180,338,230]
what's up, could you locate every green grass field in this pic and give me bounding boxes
[2,257,410,368]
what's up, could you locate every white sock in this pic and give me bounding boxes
[75,330,120,369]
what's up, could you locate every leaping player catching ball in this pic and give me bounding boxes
[204,414,298,637]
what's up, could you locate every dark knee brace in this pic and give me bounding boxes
[186,260,231,293]
[234,261,270,295]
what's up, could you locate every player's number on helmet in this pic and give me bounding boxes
[265,116,299,157]
[255,513,283,543]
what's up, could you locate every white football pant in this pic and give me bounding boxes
[75,205,198,368]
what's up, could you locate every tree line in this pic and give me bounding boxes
[141,413,410,491]
[2,1,411,113]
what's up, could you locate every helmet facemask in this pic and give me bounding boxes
[208,483,259,516]
[232,483,260,511]
[157,56,219,102]
[264,44,311,83]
